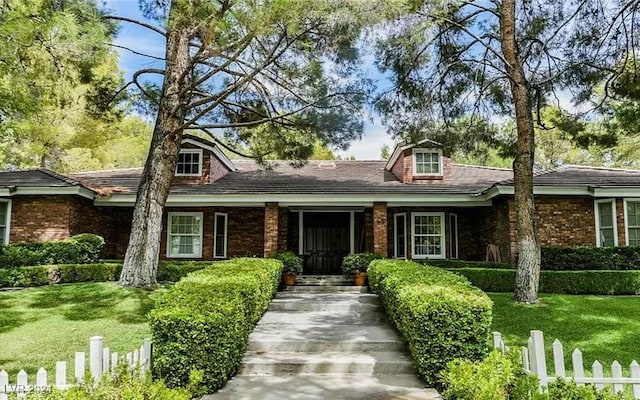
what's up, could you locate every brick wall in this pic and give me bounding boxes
[264,203,279,257]
[373,202,388,256]
[9,195,74,241]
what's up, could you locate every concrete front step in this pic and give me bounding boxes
[202,375,440,400]
[295,275,352,285]
[258,310,390,325]
[250,323,403,343]
[284,285,369,293]
[247,339,406,352]
[238,351,415,375]
[273,292,378,301]
[268,300,381,312]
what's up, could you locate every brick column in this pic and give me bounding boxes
[264,202,279,257]
[373,202,388,256]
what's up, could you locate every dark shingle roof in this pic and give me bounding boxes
[496,165,640,187]
[0,168,87,188]
[70,161,514,195]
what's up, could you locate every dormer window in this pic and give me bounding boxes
[176,149,203,176]
[413,148,442,176]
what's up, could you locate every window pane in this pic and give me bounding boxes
[598,202,613,227]
[600,228,615,247]
[628,202,640,227]
[395,215,406,258]
[214,214,227,257]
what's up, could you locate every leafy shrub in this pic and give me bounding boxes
[273,251,303,274]
[449,268,640,295]
[541,246,640,271]
[368,259,492,385]
[0,263,122,288]
[441,352,632,400]
[441,350,540,400]
[341,252,383,279]
[0,234,105,268]
[157,261,208,281]
[150,258,283,393]
[426,259,514,269]
[18,363,192,400]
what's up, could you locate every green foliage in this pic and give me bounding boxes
[426,260,514,270]
[0,263,121,288]
[150,258,283,393]
[341,252,383,279]
[450,268,640,295]
[441,352,632,400]
[368,259,492,385]
[0,234,105,268]
[273,251,303,274]
[541,246,640,271]
[441,350,540,400]
[17,363,191,400]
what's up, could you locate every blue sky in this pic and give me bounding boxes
[102,0,394,160]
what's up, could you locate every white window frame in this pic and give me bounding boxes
[411,212,446,259]
[624,198,640,247]
[213,212,228,259]
[449,213,459,259]
[175,148,203,177]
[166,212,203,258]
[412,148,443,176]
[0,199,11,245]
[394,213,407,259]
[594,199,618,247]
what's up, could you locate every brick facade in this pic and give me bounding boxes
[373,202,388,256]
[264,203,279,257]
[172,142,230,185]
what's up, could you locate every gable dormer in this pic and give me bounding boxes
[385,139,452,183]
[174,135,236,184]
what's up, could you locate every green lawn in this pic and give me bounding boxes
[490,293,640,372]
[0,282,167,376]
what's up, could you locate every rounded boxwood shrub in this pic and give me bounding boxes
[368,259,492,386]
[273,251,303,274]
[150,258,283,393]
[0,234,105,268]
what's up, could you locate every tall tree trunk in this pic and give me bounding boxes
[499,0,541,303]
[119,25,192,288]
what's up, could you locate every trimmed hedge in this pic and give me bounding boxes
[0,260,211,288]
[449,268,640,295]
[0,234,105,268]
[150,258,283,393]
[541,246,640,270]
[368,259,493,386]
[425,259,513,269]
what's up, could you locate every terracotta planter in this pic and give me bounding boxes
[354,272,368,286]
[283,273,297,286]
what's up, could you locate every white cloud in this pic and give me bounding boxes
[336,120,394,160]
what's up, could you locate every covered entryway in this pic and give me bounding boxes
[302,212,350,274]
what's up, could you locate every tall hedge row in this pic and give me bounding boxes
[0,234,105,267]
[541,246,640,270]
[149,258,283,394]
[368,259,493,386]
[450,268,640,295]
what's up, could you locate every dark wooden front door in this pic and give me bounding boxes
[303,212,350,274]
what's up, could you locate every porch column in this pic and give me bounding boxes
[264,202,279,257]
[373,202,388,256]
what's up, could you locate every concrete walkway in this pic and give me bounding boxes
[203,275,440,400]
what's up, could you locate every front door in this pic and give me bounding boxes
[303,212,350,274]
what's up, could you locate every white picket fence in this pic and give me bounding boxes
[493,330,640,398]
[0,336,152,398]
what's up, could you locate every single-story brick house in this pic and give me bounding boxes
[1,135,639,273]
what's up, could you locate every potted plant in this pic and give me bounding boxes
[274,251,303,286]
[341,253,382,286]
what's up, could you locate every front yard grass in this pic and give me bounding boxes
[490,293,640,372]
[0,282,167,377]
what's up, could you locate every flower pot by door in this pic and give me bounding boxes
[283,273,297,286]
[354,272,368,286]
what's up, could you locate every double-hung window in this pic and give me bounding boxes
[0,200,10,244]
[176,149,202,176]
[167,212,203,258]
[595,199,617,247]
[413,149,442,176]
[625,200,640,246]
[411,212,445,259]
[214,212,228,258]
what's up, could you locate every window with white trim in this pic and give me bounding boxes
[167,212,203,258]
[626,200,640,246]
[394,213,407,259]
[411,212,445,259]
[176,149,202,176]
[0,200,9,244]
[413,149,442,176]
[449,213,458,259]
[595,199,617,247]
[214,212,228,258]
